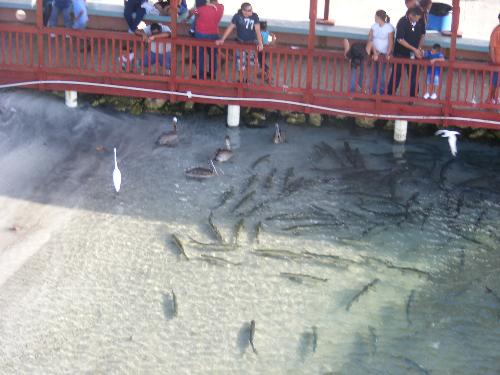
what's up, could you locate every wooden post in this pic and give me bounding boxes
[305,0,317,112]
[36,0,44,29]
[444,0,460,126]
[169,0,179,103]
[317,0,334,25]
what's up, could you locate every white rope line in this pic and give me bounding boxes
[1,80,499,126]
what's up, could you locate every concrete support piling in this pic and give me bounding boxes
[394,119,408,143]
[65,91,78,108]
[227,105,240,127]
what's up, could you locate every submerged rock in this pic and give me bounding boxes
[130,102,144,116]
[308,113,322,127]
[183,101,195,112]
[286,112,306,125]
[355,117,376,128]
[250,111,266,121]
[207,105,225,117]
[144,98,167,112]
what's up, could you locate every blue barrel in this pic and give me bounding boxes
[427,2,453,32]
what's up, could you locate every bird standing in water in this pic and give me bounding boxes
[213,135,234,162]
[272,123,285,144]
[156,117,178,147]
[113,147,121,193]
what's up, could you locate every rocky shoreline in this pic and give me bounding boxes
[72,93,500,142]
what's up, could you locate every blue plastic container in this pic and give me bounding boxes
[427,12,452,31]
[427,3,453,32]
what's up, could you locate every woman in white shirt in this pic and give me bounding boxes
[367,10,394,94]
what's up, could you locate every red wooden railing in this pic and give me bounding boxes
[0,23,499,128]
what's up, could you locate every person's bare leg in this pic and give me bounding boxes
[343,39,350,58]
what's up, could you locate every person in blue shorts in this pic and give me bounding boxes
[423,43,445,100]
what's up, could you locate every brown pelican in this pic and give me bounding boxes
[213,136,233,162]
[272,123,285,144]
[185,160,218,179]
[156,117,178,147]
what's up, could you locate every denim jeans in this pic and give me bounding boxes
[193,32,219,79]
[349,64,364,93]
[372,61,387,95]
[124,0,146,32]
[387,60,419,97]
[143,52,171,71]
[47,3,71,28]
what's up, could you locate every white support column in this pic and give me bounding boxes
[65,91,78,108]
[227,105,240,127]
[393,119,407,143]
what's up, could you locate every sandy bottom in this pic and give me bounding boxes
[0,90,499,374]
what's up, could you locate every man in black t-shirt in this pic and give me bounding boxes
[387,6,426,97]
[216,2,265,75]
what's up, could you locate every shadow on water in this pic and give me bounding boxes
[161,292,175,320]
[297,330,313,362]
[237,322,251,355]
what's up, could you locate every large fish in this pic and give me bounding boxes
[345,278,380,311]
[172,234,189,260]
[251,154,271,169]
[249,320,257,354]
[406,290,415,326]
[234,218,245,245]
[208,211,225,243]
[172,289,178,317]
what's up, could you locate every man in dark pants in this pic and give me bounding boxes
[387,6,426,97]
[124,0,146,33]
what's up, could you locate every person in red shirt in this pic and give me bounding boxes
[488,13,500,104]
[192,0,224,79]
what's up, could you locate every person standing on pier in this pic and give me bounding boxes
[192,0,224,79]
[72,0,88,30]
[487,13,500,104]
[387,6,426,97]
[124,0,146,34]
[367,9,394,94]
[215,2,264,80]
[47,0,72,29]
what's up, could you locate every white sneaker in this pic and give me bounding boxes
[430,93,438,100]
[50,33,55,38]
[423,92,430,99]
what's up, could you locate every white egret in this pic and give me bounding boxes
[435,130,460,157]
[113,148,122,193]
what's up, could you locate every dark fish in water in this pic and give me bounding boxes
[406,289,415,326]
[346,278,380,312]
[234,218,245,244]
[454,192,465,218]
[241,200,270,217]
[252,248,303,260]
[403,357,431,375]
[249,320,257,354]
[172,234,189,260]
[439,158,456,190]
[280,272,328,283]
[208,211,225,243]
[232,190,256,212]
[255,221,263,243]
[319,141,345,167]
[188,236,235,251]
[214,187,234,209]
[241,174,258,194]
[263,168,277,189]
[312,326,318,353]
[251,154,271,169]
[283,167,295,192]
[172,289,178,317]
[361,255,431,279]
[404,192,420,220]
[199,254,242,266]
[473,208,487,231]
[420,205,433,230]
[485,286,500,303]
[282,223,343,232]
